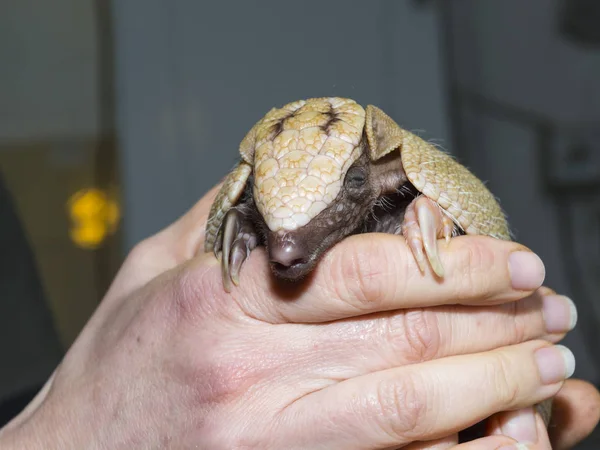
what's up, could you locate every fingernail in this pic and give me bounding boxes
[499,407,537,444]
[535,345,576,384]
[509,251,545,290]
[542,295,578,333]
[499,444,530,450]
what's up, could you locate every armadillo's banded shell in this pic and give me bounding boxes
[204,161,252,252]
[401,132,511,240]
[251,97,365,231]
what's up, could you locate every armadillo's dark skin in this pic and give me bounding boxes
[203,97,553,436]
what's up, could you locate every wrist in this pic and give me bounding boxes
[0,401,86,450]
[0,422,48,450]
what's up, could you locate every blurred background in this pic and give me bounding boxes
[0,0,598,446]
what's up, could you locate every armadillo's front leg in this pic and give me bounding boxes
[215,207,259,292]
[401,195,459,277]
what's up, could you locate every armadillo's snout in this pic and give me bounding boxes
[267,234,313,281]
[270,243,306,267]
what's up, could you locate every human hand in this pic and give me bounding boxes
[1,184,597,449]
[476,378,600,450]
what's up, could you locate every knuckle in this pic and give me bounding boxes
[487,351,521,407]
[168,262,220,325]
[453,239,498,301]
[206,353,260,403]
[373,372,430,441]
[384,310,441,364]
[186,341,264,408]
[496,298,537,346]
[329,238,394,312]
[127,237,156,265]
[509,302,528,343]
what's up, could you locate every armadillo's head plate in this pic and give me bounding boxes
[244,97,366,232]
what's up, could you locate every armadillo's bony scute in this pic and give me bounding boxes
[400,133,511,240]
[205,161,252,252]
[252,98,365,232]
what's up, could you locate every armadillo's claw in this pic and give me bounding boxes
[408,237,428,274]
[442,218,453,245]
[213,227,223,262]
[229,241,251,286]
[221,209,240,292]
[218,207,258,292]
[402,195,456,278]
[417,202,445,277]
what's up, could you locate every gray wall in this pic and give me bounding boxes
[112,0,449,246]
[0,0,100,143]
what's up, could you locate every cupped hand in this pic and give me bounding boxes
[1,184,597,450]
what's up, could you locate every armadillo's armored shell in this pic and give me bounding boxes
[401,136,511,240]
[203,112,273,253]
[365,105,511,240]
[204,97,367,251]
[402,135,511,240]
[250,97,366,232]
[204,161,252,253]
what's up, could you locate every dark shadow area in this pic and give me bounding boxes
[0,173,62,425]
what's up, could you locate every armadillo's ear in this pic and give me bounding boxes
[365,105,405,161]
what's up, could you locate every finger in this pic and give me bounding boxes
[536,286,556,297]
[229,233,546,323]
[296,289,576,379]
[487,407,550,448]
[401,434,458,449]
[103,183,222,304]
[548,379,600,449]
[284,341,575,449]
[451,435,519,449]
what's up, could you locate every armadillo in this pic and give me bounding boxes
[203,97,553,432]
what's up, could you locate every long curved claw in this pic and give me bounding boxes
[417,201,445,278]
[402,195,456,278]
[213,226,223,261]
[221,209,241,292]
[216,207,259,292]
[442,215,454,245]
[407,237,428,274]
[229,241,249,286]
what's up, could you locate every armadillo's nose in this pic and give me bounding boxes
[267,233,312,281]
[269,241,307,268]
[267,232,318,281]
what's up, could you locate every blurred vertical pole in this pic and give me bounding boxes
[93,0,121,302]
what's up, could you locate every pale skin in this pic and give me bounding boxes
[0,184,598,449]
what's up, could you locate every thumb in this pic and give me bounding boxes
[103,182,222,304]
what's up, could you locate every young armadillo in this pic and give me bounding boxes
[204,97,511,289]
[203,96,553,432]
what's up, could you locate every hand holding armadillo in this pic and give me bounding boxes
[204,97,552,431]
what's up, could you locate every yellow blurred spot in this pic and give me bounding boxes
[67,188,120,249]
[69,221,107,248]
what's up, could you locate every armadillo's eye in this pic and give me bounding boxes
[345,166,367,188]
